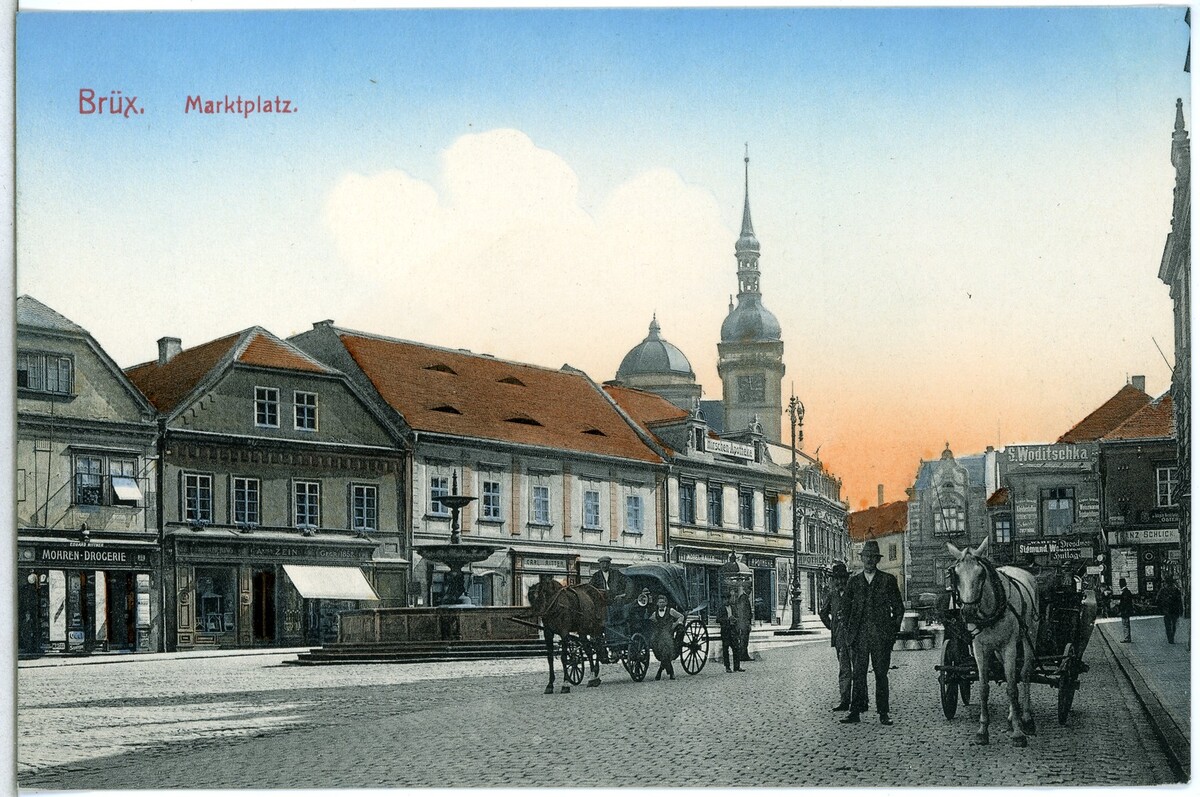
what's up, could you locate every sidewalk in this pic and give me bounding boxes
[17,646,311,669]
[1095,615,1190,781]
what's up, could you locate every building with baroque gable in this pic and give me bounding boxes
[126,327,407,650]
[290,323,669,606]
[16,296,162,656]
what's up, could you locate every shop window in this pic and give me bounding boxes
[17,351,73,396]
[184,472,213,524]
[430,475,450,516]
[679,480,696,524]
[765,493,779,534]
[294,480,320,528]
[530,484,551,525]
[352,484,378,531]
[583,488,601,529]
[994,516,1012,544]
[255,386,279,428]
[294,391,318,431]
[481,479,502,520]
[625,493,643,534]
[195,568,236,634]
[1041,487,1074,536]
[739,488,754,530]
[233,477,260,526]
[1157,466,1179,507]
[708,483,724,527]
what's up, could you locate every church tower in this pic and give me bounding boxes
[717,152,785,442]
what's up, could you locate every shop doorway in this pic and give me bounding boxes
[752,569,774,622]
[104,572,137,651]
[251,568,276,643]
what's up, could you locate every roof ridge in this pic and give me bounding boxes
[334,325,579,377]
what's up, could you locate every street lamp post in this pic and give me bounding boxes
[788,395,805,630]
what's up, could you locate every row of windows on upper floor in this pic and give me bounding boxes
[255,387,319,431]
[182,473,380,533]
[677,480,781,533]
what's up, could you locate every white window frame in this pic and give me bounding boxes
[17,350,73,396]
[994,516,1012,544]
[1157,466,1179,508]
[352,484,378,532]
[74,454,104,506]
[293,480,321,528]
[294,391,319,432]
[184,472,214,524]
[232,477,260,526]
[255,387,280,428]
[481,478,503,521]
[583,488,602,530]
[530,483,551,525]
[625,492,643,534]
[429,475,450,516]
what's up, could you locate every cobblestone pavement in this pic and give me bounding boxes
[18,637,1178,789]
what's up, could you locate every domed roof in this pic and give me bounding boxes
[617,317,695,380]
[720,295,782,343]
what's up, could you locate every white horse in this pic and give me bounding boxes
[947,539,1040,747]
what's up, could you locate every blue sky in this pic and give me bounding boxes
[15,8,1191,506]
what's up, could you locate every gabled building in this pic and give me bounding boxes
[16,296,161,655]
[1100,393,1180,595]
[604,384,796,622]
[849,500,907,594]
[126,328,407,650]
[903,445,995,602]
[290,323,668,606]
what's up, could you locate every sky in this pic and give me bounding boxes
[15,7,1192,511]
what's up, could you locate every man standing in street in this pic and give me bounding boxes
[1158,575,1183,644]
[719,590,745,673]
[819,561,852,711]
[840,540,905,726]
[1119,577,1135,643]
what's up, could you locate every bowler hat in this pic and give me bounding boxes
[831,561,848,577]
[860,541,882,558]
[597,556,612,564]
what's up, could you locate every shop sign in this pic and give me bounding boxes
[1014,499,1038,536]
[21,543,154,569]
[520,556,567,570]
[178,539,370,563]
[1016,539,1093,560]
[745,555,775,569]
[1007,444,1094,467]
[705,438,755,460]
[1109,528,1181,546]
[1077,498,1100,522]
[794,552,831,569]
[677,548,728,566]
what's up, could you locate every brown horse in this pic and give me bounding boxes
[527,579,606,694]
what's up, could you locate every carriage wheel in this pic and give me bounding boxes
[679,619,709,675]
[939,639,969,720]
[563,638,586,686]
[624,634,650,682]
[1057,643,1077,725]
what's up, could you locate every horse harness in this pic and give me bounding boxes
[951,556,1038,652]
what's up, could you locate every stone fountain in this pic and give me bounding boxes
[413,472,498,607]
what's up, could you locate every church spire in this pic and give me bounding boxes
[740,144,755,239]
[734,147,761,296]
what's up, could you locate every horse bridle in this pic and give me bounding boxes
[951,555,1039,651]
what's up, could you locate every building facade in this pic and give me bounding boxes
[16,296,162,656]
[848,500,907,595]
[291,323,669,606]
[1099,394,1181,597]
[126,328,407,650]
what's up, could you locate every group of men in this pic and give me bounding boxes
[818,540,906,727]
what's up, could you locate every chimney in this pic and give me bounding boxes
[877,484,885,507]
[1131,375,1146,392]
[312,319,334,330]
[157,337,182,365]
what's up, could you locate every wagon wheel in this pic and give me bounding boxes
[1057,643,1077,725]
[939,638,970,720]
[679,619,709,675]
[624,634,650,682]
[563,637,586,686]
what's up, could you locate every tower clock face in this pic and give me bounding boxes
[737,374,766,403]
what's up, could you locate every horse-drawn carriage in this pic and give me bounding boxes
[521,562,710,692]
[936,541,1098,745]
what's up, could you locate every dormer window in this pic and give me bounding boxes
[694,427,706,452]
[431,405,462,415]
[505,416,542,427]
[583,428,606,437]
[498,376,526,386]
[425,363,457,375]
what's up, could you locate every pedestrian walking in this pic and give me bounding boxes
[818,561,852,710]
[733,588,753,663]
[719,593,745,673]
[1118,578,1135,643]
[1097,585,1112,618]
[840,540,905,727]
[1158,575,1184,644]
[649,594,683,681]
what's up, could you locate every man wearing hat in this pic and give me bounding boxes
[819,561,852,710]
[589,556,628,596]
[840,540,905,726]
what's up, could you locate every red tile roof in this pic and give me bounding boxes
[849,500,907,542]
[338,332,663,463]
[126,329,332,413]
[1058,383,1151,443]
[1102,393,1176,441]
[986,487,1010,507]
[603,384,691,455]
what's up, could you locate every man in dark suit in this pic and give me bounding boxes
[840,540,905,726]
[589,556,628,595]
[819,561,852,710]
